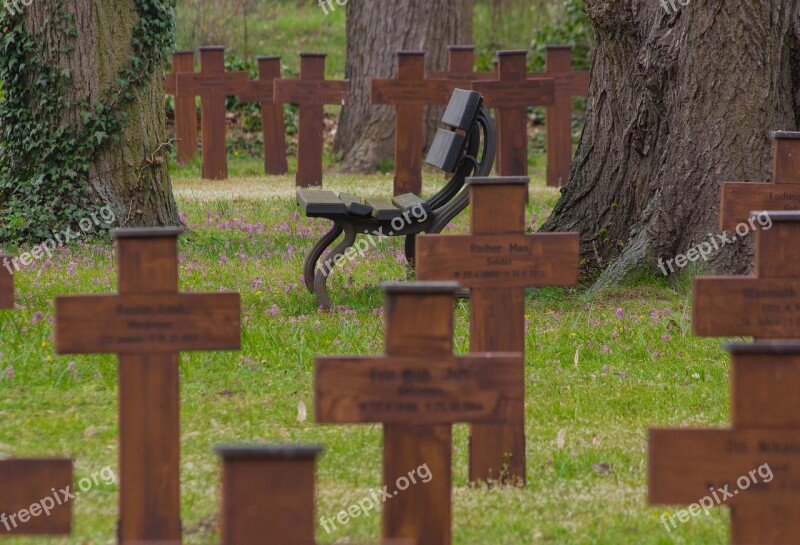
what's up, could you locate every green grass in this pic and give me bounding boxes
[0,170,742,544]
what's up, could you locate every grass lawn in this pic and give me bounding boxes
[0,162,739,544]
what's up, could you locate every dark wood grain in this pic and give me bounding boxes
[416,177,579,483]
[0,255,12,309]
[315,354,523,424]
[0,459,72,535]
[473,51,555,176]
[273,54,350,187]
[544,46,588,187]
[52,229,241,543]
[164,51,199,166]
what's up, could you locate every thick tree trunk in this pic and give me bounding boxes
[542,0,800,287]
[333,0,465,173]
[26,1,179,227]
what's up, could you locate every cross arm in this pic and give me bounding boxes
[649,428,798,506]
[175,71,250,97]
[55,292,241,355]
[416,233,579,288]
[473,78,556,108]
[720,182,799,230]
[274,79,350,106]
[371,78,455,106]
[531,71,589,96]
[693,277,800,337]
[315,353,523,425]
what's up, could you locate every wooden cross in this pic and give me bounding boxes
[650,341,800,543]
[274,53,350,187]
[0,459,73,535]
[542,46,589,187]
[371,51,454,195]
[164,50,199,167]
[215,444,413,545]
[54,228,241,544]
[175,46,250,180]
[473,50,555,176]
[693,213,800,338]
[0,253,12,309]
[720,131,800,230]
[416,177,579,483]
[315,282,523,545]
[238,56,289,175]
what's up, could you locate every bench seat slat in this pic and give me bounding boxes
[296,189,348,215]
[392,194,432,218]
[365,198,403,221]
[338,193,373,216]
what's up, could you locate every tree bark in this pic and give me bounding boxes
[26,1,179,227]
[333,0,465,173]
[542,0,800,287]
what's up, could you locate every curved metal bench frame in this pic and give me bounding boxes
[303,107,496,308]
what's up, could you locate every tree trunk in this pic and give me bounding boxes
[333,0,465,173]
[26,1,179,228]
[541,0,800,287]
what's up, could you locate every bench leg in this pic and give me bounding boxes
[404,233,416,265]
[304,223,344,293]
[313,224,357,310]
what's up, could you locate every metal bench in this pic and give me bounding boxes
[297,89,496,308]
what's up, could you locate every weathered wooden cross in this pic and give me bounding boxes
[693,212,799,338]
[416,177,579,483]
[473,50,555,176]
[371,51,454,195]
[315,282,523,545]
[215,444,412,545]
[720,131,800,230]
[175,46,249,180]
[542,46,589,187]
[274,53,350,187]
[650,341,800,542]
[426,45,497,85]
[164,50,199,167]
[54,228,241,544]
[238,56,289,175]
[0,253,12,309]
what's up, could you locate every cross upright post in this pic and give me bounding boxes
[164,50,199,167]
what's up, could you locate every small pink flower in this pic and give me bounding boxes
[615,308,624,318]
[30,311,43,325]
[268,304,279,316]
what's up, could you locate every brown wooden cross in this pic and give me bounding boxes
[0,253,12,309]
[693,213,800,338]
[426,45,497,85]
[54,228,241,544]
[274,53,350,187]
[416,177,579,483]
[473,51,555,176]
[164,50,199,167]
[0,459,73,535]
[315,282,523,545]
[650,341,800,543]
[541,46,589,187]
[238,56,289,175]
[175,46,250,180]
[215,444,413,545]
[371,51,454,195]
[720,131,800,230]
